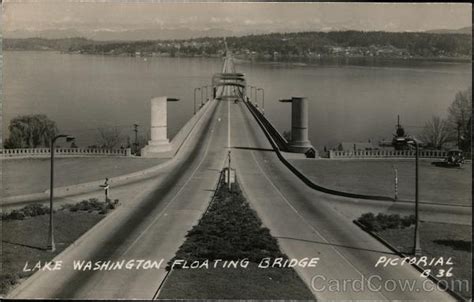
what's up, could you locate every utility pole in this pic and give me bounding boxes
[228,150,232,192]
[49,134,75,252]
[257,88,265,114]
[133,123,139,155]
[393,165,398,201]
[194,87,201,114]
[413,139,421,256]
[201,86,205,107]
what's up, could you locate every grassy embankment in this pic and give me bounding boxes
[158,172,314,299]
[1,199,119,296]
[291,159,471,205]
[357,213,472,300]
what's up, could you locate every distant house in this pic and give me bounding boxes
[336,142,378,152]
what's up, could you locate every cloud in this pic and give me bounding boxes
[210,17,233,24]
[243,19,273,26]
[153,17,164,27]
[178,16,198,25]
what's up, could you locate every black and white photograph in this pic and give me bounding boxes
[0,1,472,300]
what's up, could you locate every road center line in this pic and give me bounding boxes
[239,104,389,300]
[228,98,231,150]
[120,101,221,256]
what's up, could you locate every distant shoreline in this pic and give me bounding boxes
[4,49,471,65]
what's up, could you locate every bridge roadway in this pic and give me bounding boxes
[11,95,455,300]
[9,96,227,299]
[231,101,454,300]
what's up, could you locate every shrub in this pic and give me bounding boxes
[21,204,49,217]
[380,213,401,229]
[401,215,416,228]
[63,198,120,214]
[358,212,415,231]
[68,198,102,212]
[6,210,26,220]
[358,212,381,232]
[0,273,19,294]
[1,199,120,221]
[168,178,286,270]
[1,204,50,220]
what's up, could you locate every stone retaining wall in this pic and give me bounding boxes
[329,149,450,159]
[1,147,132,159]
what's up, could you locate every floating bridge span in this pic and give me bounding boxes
[8,49,463,301]
[212,51,247,100]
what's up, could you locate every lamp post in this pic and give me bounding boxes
[253,86,258,105]
[200,86,205,107]
[257,88,265,114]
[194,87,201,115]
[49,134,75,252]
[133,123,139,155]
[249,86,255,102]
[394,135,421,255]
[411,138,422,256]
[204,85,209,103]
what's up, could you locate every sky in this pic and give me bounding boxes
[2,1,472,40]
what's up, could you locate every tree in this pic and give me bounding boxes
[421,116,450,150]
[96,127,123,149]
[4,114,58,148]
[447,86,472,151]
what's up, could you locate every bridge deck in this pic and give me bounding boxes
[9,54,465,301]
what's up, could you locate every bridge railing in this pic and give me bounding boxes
[328,149,449,159]
[1,147,132,158]
[246,100,289,152]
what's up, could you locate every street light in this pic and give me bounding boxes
[257,88,265,114]
[394,135,422,256]
[249,86,255,102]
[253,87,258,105]
[48,134,75,252]
[194,87,201,115]
[200,86,205,107]
[203,85,209,102]
[133,123,139,155]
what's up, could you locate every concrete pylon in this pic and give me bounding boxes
[280,97,315,154]
[141,97,172,157]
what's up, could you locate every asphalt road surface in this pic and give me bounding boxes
[10,98,458,300]
[230,101,455,300]
[9,98,229,299]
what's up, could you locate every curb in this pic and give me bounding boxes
[243,100,394,202]
[6,98,219,299]
[353,219,468,302]
[2,99,217,207]
[234,167,320,301]
[7,196,128,299]
[246,102,472,208]
[153,141,229,299]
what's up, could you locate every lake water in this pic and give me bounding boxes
[3,51,472,149]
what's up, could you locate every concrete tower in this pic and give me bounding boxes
[280,97,314,153]
[141,97,173,157]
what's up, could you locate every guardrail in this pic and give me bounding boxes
[329,149,449,159]
[243,99,393,201]
[1,147,132,158]
[246,102,289,151]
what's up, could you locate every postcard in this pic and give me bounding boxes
[1,1,472,300]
